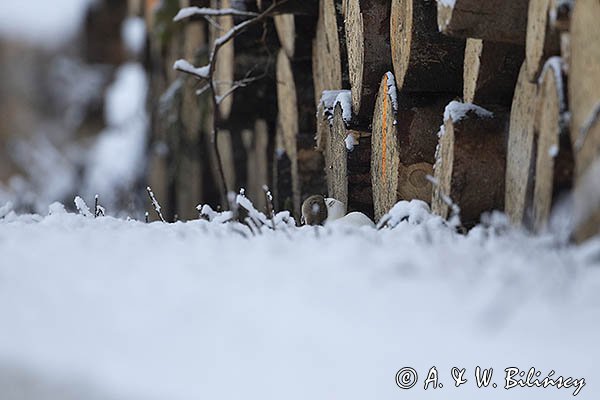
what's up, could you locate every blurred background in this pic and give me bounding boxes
[0,0,151,217]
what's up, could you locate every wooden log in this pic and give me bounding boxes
[327,103,373,217]
[570,0,600,178]
[463,39,524,106]
[573,158,600,243]
[209,0,235,120]
[345,0,392,122]
[242,119,269,211]
[531,58,574,232]
[276,48,325,216]
[437,0,529,45]
[526,0,561,82]
[505,62,538,227]
[431,102,507,227]
[312,0,349,107]
[391,0,465,93]
[273,121,294,212]
[371,73,451,221]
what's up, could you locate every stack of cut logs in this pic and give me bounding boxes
[145,0,599,242]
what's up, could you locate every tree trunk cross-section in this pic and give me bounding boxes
[437,0,529,45]
[463,39,524,107]
[532,58,574,232]
[371,72,451,221]
[392,0,465,93]
[345,0,392,122]
[505,62,537,227]
[432,102,507,228]
[526,0,561,82]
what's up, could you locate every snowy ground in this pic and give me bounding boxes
[0,201,599,400]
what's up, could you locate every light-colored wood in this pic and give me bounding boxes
[463,39,524,106]
[392,0,465,93]
[326,104,373,216]
[505,62,538,227]
[312,0,349,107]
[210,0,235,119]
[437,0,529,44]
[274,14,296,58]
[345,0,392,122]
[526,0,561,82]
[242,119,269,212]
[432,103,507,227]
[570,0,600,177]
[532,58,573,232]
[574,158,600,243]
[371,73,450,221]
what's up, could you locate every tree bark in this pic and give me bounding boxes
[371,73,452,221]
[463,39,524,106]
[345,0,392,123]
[391,0,465,93]
[437,0,529,45]
[505,62,538,227]
[531,58,574,232]
[431,102,507,227]
[526,0,561,82]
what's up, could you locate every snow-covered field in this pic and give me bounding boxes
[1,201,599,399]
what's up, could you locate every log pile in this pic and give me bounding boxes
[153,0,600,241]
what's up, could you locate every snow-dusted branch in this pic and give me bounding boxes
[146,186,166,223]
[173,7,259,22]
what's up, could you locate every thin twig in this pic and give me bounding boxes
[146,186,166,223]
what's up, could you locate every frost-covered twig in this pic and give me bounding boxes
[174,7,259,22]
[74,196,93,218]
[94,194,105,218]
[146,186,166,223]
[263,185,276,230]
[173,0,289,205]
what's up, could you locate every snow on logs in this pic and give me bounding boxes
[276,48,325,217]
[431,102,507,227]
[312,0,349,107]
[569,0,600,241]
[531,58,573,232]
[345,0,392,122]
[436,0,529,45]
[505,62,538,227]
[371,73,451,221]
[391,0,464,93]
[525,0,561,82]
[463,39,524,107]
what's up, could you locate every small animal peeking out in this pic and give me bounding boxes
[301,195,375,228]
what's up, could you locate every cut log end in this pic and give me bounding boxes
[526,0,561,82]
[432,103,507,227]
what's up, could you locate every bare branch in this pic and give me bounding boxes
[174,7,259,22]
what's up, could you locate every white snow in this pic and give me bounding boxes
[122,17,146,57]
[173,7,258,22]
[0,0,95,47]
[173,59,211,79]
[319,90,353,124]
[444,101,494,122]
[385,71,399,112]
[83,63,148,209]
[549,144,559,158]
[0,201,599,399]
[345,133,358,151]
[437,0,456,8]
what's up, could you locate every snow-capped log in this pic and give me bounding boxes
[569,0,600,178]
[531,58,574,232]
[312,0,349,107]
[463,39,524,106]
[437,0,529,45]
[505,62,538,227]
[327,103,374,218]
[391,0,465,94]
[432,102,507,227]
[371,73,452,221]
[242,120,269,211]
[525,0,561,82]
[345,0,392,123]
[276,48,326,217]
